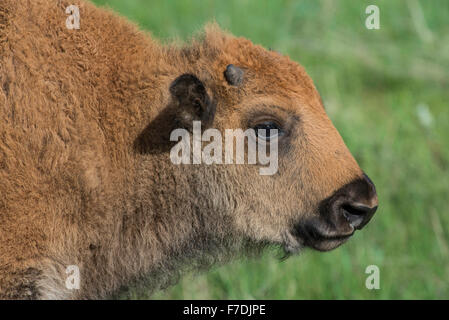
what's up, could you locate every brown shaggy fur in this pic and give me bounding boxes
[0,0,365,299]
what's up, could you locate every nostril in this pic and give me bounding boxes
[341,203,377,230]
[342,203,369,216]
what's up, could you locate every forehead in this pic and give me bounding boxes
[206,36,324,114]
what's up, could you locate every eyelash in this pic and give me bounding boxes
[252,121,284,140]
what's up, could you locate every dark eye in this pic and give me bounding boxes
[253,121,283,140]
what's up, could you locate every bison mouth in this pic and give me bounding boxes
[290,218,355,252]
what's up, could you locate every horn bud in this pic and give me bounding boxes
[224,64,244,86]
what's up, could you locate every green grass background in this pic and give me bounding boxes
[91,0,449,299]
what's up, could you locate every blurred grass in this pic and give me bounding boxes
[91,0,449,299]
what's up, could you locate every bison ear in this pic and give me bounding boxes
[169,74,216,130]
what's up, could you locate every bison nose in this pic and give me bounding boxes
[339,173,378,230]
[324,173,378,232]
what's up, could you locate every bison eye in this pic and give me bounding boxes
[253,121,283,141]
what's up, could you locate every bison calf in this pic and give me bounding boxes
[0,0,378,299]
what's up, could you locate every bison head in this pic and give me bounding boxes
[140,27,378,258]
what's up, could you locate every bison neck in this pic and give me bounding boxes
[94,157,244,298]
